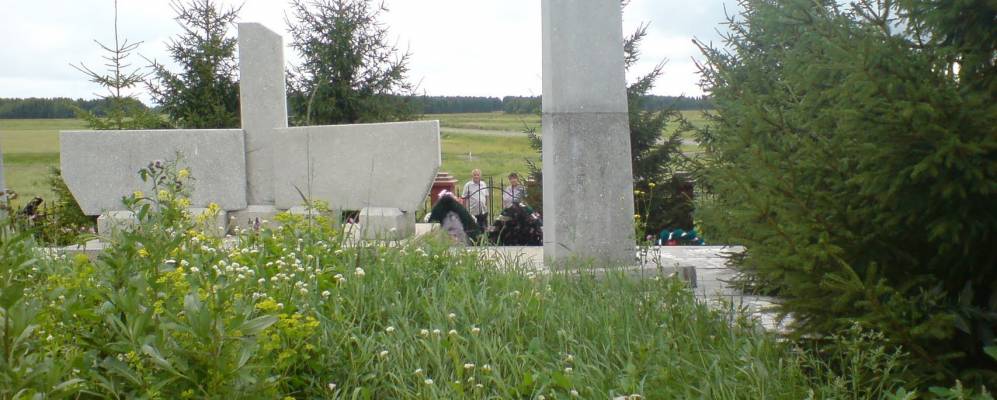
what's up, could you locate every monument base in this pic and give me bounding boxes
[97,211,138,237]
[359,207,415,240]
[229,205,280,232]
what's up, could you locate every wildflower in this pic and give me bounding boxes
[566,354,574,362]
[327,383,336,391]
[564,367,573,373]
[475,384,484,389]
[447,312,457,320]
[482,364,492,373]
[420,329,430,337]
[138,248,149,258]
[648,182,656,188]
[414,368,424,375]
[448,329,458,337]
[354,267,365,277]
[379,350,389,358]
[385,326,396,333]
[634,214,641,220]
[322,290,331,298]
[424,378,434,385]
[463,363,475,370]
[299,288,308,295]
[471,326,481,335]
[157,190,171,201]
[334,274,346,284]
[432,329,441,336]
[133,191,144,199]
[634,189,643,196]
[571,389,579,397]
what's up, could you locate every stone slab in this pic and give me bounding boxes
[358,207,415,240]
[97,210,138,237]
[541,0,628,114]
[229,205,279,232]
[239,22,288,205]
[273,121,441,212]
[541,112,634,265]
[60,129,247,215]
[189,207,229,237]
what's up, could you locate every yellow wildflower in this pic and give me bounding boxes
[133,191,144,199]
[648,182,656,188]
[157,189,170,201]
[138,248,149,258]
[178,168,190,179]
[634,214,641,220]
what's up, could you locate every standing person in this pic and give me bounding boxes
[462,168,489,229]
[503,172,527,209]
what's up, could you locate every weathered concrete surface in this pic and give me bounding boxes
[96,211,138,237]
[358,207,416,240]
[273,121,441,212]
[229,205,279,232]
[60,129,247,215]
[189,207,229,237]
[541,0,635,266]
[239,22,287,205]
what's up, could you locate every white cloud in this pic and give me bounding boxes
[0,0,740,101]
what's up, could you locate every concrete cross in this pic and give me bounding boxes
[60,23,440,239]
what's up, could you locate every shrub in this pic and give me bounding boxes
[694,0,996,387]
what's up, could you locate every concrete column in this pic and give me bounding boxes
[238,23,287,205]
[541,0,635,265]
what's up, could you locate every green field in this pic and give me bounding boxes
[1,111,705,206]
[0,118,85,201]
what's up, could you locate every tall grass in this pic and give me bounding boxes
[0,172,856,398]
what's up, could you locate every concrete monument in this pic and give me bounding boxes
[58,22,440,239]
[541,0,636,265]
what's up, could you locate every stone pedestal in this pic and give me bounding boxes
[359,207,415,240]
[541,0,635,265]
[229,205,279,232]
[97,211,138,237]
[188,207,229,237]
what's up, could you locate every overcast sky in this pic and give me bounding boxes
[0,0,738,103]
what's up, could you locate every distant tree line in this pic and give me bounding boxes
[0,97,152,119]
[500,95,713,115]
[412,96,503,114]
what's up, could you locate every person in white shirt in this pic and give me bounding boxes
[462,168,489,229]
[502,172,527,209]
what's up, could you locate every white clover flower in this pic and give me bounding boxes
[463,363,475,370]
[448,329,458,337]
[385,326,396,333]
[447,313,457,320]
[564,367,573,373]
[475,384,484,389]
[299,288,308,295]
[471,326,481,335]
[570,389,579,397]
[321,290,331,298]
[354,267,365,277]
[378,350,389,358]
[420,329,430,337]
[334,274,346,284]
[482,364,492,373]
[432,329,441,336]
[414,368,424,375]
[424,378,434,385]
[190,267,200,273]
[180,260,189,267]
[566,354,574,362]
[276,303,284,310]
[327,383,336,391]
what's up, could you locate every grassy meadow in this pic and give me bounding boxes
[0,111,705,206]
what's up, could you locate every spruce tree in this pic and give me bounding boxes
[146,0,241,129]
[286,0,415,125]
[72,0,164,130]
[694,0,996,386]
